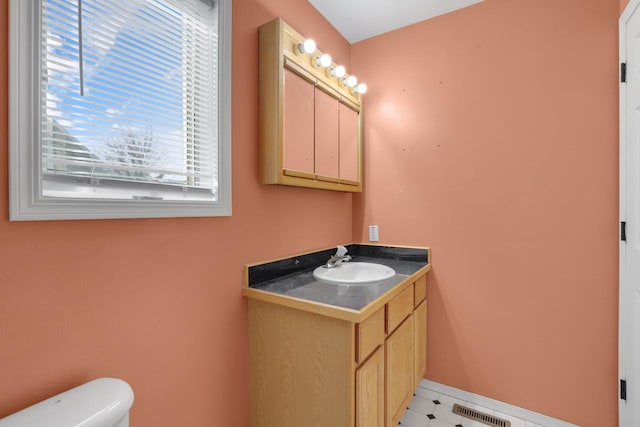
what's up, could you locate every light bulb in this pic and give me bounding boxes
[331,65,346,78]
[316,53,332,68]
[346,75,358,88]
[298,39,316,54]
[355,83,367,94]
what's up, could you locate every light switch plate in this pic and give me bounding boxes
[369,225,379,242]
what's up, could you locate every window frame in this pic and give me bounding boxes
[9,0,232,221]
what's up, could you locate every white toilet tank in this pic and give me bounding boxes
[0,378,134,427]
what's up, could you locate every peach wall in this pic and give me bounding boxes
[351,1,619,426]
[0,0,352,425]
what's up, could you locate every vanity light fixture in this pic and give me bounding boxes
[330,65,346,78]
[295,33,366,96]
[297,38,316,54]
[345,75,358,88]
[316,53,332,68]
[355,83,367,94]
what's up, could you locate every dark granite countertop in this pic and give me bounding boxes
[247,245,429,312]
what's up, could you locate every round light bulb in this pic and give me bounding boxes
[317,53,332,68]
[346,75,358,88]
[333,65,346,78]
[355,83,367,94]
[298,39,316,54]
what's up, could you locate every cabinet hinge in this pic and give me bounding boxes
[622,221,627,242]
[622,62,627,83]
[621,379,627,400]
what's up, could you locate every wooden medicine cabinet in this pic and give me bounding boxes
[259,18,363,192]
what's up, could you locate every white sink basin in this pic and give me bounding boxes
[313,262,396,285]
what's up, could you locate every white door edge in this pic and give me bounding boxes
[620,2,640,426]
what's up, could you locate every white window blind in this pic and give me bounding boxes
[41,0,219,201]
[10,0,231,220]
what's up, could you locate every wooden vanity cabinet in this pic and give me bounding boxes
[413,275,428,388]
[259,17,362,192]
[356,347,384,427]
[248,298,353,427]
[356,306,385,363]
[413,300,428,389]
[384,275,428,427]
[248,273,428,427]
[385,315,414,426]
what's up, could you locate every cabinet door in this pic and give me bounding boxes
[413,300,427,389]
[356,346,384,427]
[314,88,339,180]
[339,103,359,183]
[385,315,414,427]
[283,68,314,175]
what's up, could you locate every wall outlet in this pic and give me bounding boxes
[369,225,379,242]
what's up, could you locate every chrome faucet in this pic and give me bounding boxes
[324,245,352,269]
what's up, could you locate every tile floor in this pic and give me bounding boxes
[400,384,543,427]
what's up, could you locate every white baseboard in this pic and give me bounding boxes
[420,379,581,427]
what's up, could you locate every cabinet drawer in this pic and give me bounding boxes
[357,307,385,363]
[414,275,427,307]
[387,285,414,334]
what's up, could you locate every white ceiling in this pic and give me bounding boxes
[307,0,485,43]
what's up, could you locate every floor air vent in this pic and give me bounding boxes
[452,403,511,427]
